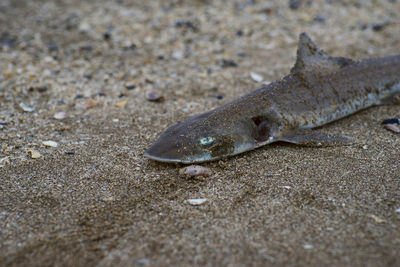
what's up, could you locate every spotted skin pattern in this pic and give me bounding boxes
[145,33,400,163]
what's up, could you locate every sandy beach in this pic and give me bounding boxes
[1,0,399,266]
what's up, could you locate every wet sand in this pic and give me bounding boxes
[1,0,399,266]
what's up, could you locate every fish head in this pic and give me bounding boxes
[145,110,279,163]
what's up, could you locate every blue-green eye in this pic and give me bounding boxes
[200,136,215,146]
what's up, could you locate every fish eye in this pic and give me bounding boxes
[199,136,215,146]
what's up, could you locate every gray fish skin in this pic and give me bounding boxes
[145,33,400,163]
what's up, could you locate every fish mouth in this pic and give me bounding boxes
[144,142,216,164]
[144,150,184,163]
[144,149,214,164]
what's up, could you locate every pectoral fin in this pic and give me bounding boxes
[279,129,351,147]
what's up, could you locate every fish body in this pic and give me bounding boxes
[145,33,400,163]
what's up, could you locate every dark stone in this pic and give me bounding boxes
[125,84,136,90]
[37,87,48,93]
[174,20,197,31]
[28,86,48,93]
[289,0,301,10]
[372,24,384,32]
[0,31,16,49]
[79,45,93,52]
[382,118,400,125]
[220,59,238,68]
[313,15,325,23]
[48,42,58,52]
[103,32,111,40]
[92,92,106,97]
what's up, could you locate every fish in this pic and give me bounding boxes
[145,33,400,164]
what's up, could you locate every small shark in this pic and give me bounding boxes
[145,33,400,163]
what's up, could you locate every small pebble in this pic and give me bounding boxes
[48,42,58,52]
[137,259,150,265]
[43,69,51,77]
[115,100,127,108]
[236,30,243,36]
[303,244,313,249]
[362,145,368,150]
[19,103,35,112]
[94,92,106,97]
[86,99,98,109]
[289,0,301,10]
[28,150,41,159]
[37,86,48,93]
[0,156,10,166]
[172,50,183,59]
[123,41,136,50]
[53,111,66,120]
[369,214,385,223]
[372,24,384,32]
[103,32,111,40]
[250,72,264,83]
[65,151,75,155]
[186,198,208,206]
[313,15,326,23]
[145,91,164,102]
[384,124,400,133]
[220,59,238,68]
[174,20,197,31]
[124,82,136,90]
[59,125,72,131]
[44,56,53,63]
[180,165,212,177]
[4,71,12,79]
[78,22,91,32]
[102,196,114,202]
[42,140,58,147]
[395,208,400,213]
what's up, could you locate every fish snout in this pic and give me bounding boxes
[145,137,186,163]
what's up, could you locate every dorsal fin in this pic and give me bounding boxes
[291,33,355,75]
